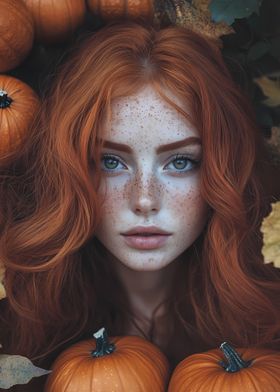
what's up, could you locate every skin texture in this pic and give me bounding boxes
[94,84,210,320]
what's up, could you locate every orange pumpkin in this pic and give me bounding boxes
[45,327,170,391]
[23,0,86,44]
[168,341,280,391]
[87,0,154,22]
[0,0,34,72]
[0,75,40,163]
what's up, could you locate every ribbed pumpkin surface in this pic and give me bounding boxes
[87,0,154,21]
[45,335,170,391]
[0,75,40,157]
[23,0,86,44]
[168,347,280,392]
[0,0,34,72]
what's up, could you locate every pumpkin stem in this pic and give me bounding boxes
[219,342,252,373]
[91,327,116,358]
[0,90,13,109]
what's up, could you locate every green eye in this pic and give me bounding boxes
[173,157,188,170]
[165,154,200,173]
[101,155,126,171]
[104,157,118,169]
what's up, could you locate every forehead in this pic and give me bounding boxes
[105,85,199,144]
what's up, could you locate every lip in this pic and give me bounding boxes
[122,234,171,250]
[121,226,171,235]
[121,226,172,250]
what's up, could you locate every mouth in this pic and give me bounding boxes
[124,233,169,236]
[121,226,172,236]
[121,232,171,250]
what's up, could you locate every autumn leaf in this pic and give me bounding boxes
[173,0,234,42]
[260,201,280,268]
[254,76,280,107]
[0,263,6,300]
[0,354,51,389]
[153,0,234,45]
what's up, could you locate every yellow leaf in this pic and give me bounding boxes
[254,76,280,107]
[0,263,6,300]
[260,201,280,268]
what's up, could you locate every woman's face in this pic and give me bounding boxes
[94,85,209,271]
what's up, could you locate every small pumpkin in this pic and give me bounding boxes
[0,75,40,163]
[23,0,86,44]
[168,341,280,391]
[45,327,170,391]
[87,0,154,22]
[0,0,34,72]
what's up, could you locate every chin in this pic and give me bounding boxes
[119,254,178,272]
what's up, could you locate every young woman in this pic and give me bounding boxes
[0,20,280,390]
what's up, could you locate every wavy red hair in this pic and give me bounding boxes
[1,20,280,371]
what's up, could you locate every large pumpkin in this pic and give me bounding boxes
[87,0,154,22]
[0,75,40,163]
[45,327,170,391]
[168,341,280,391]
[0,0,34,72]
[23,0,86,44]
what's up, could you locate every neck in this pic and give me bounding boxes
[108,254,181,322]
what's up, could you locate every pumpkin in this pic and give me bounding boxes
[44,327,170,391]
[87,0,154,22]
[0,75,40,163]
[168,341,280,391]
[0,0,34,72]
[22,0,86,44]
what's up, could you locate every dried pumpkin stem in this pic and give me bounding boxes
[219,342,252,372]
[0,90,13,109]
[91,327,115,357]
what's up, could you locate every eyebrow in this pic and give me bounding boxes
[100,137,201,154]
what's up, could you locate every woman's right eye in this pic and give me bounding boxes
[101,154,127,171]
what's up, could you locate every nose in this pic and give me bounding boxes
[129,170,161,216]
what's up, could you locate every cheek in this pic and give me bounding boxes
[167,184,208,227]
[98,184,124,226]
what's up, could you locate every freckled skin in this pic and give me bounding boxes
[94,85,210,272]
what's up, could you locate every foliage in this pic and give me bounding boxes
[210,0,262,25]
[212,0,280,135]
[261,201,280,268]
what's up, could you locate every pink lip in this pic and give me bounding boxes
[121,234,171,250]
[122,226,171,235]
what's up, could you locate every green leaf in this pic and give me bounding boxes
[248,41,271,61]
[269,37,280,60]
[0,354,51,389]
[210,0,263,25]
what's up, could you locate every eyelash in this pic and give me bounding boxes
[100,153,200,174]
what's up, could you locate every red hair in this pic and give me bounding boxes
[1,20,280,370]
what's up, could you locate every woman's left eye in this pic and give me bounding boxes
[164,155,200,172]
